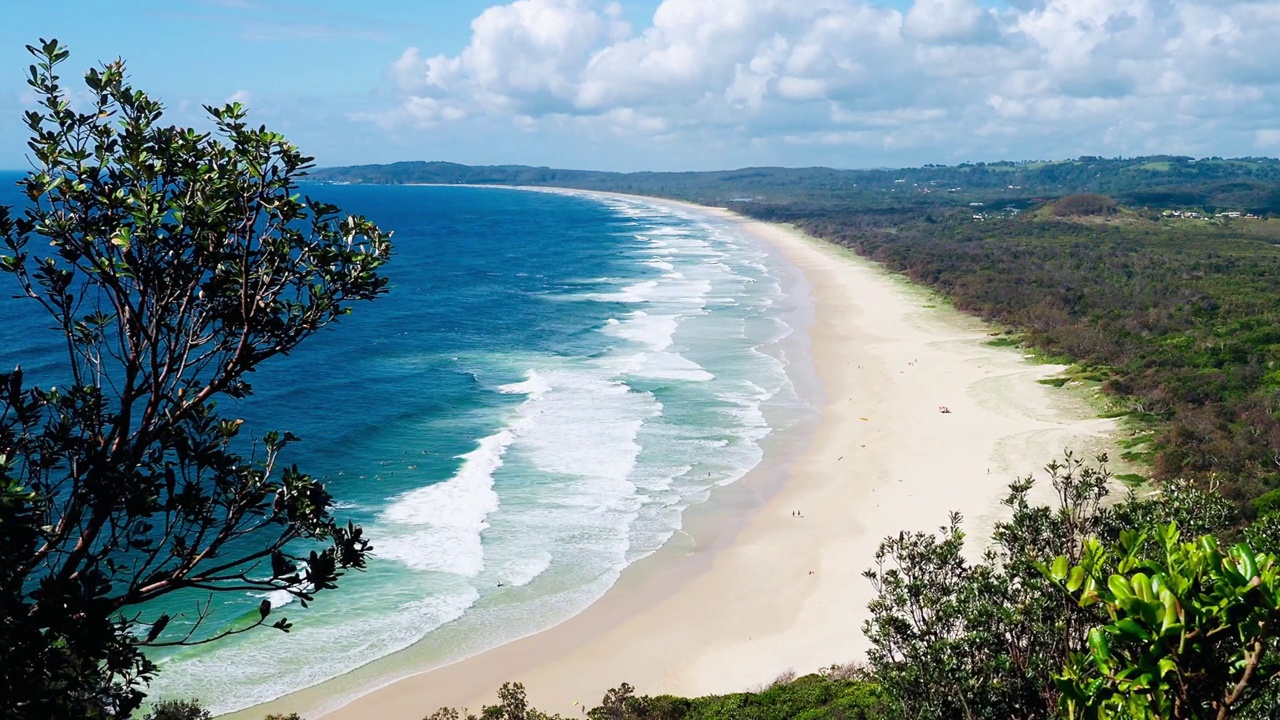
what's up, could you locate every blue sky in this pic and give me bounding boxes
[1,0,1276,171]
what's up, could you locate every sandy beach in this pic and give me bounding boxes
[235,197,1118,720]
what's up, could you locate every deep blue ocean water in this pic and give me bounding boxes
[0,176,813,713]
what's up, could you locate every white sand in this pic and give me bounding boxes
[231,198,1117,720]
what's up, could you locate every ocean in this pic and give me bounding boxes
[0,178,816,714]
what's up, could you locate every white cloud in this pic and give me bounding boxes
[226,90,252,105]
[903,0,999,45]
[1257,129,1280,148]
[388,48,430,94]
[360,0,1280,166]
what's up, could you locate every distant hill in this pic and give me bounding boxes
[310,156,1280,214]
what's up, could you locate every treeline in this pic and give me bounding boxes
[312,156,1280,214]
[753,201,1280,515]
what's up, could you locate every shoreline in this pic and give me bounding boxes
[232,191,1119,719]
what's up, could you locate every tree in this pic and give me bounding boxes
[0,40,391,718]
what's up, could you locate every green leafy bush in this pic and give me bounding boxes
[1253,488,1280,518]
[1045,524,1280,719]
[143,700,212,720]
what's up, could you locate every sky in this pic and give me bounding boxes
[1,0,1279,171]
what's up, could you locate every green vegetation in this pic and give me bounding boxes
[0,42,389,718]
[1050,193,1120,217]
[142,700,212,720]
[423,673,887,720]
[1047,523,1280,719]
[312,155,1280,215]
[1114,472,1147,488]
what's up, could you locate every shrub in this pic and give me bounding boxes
[1253,488,1280,518]
[143,700,212,720]
[1051,193,1119,217]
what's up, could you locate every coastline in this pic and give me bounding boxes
[232,192,1118,719]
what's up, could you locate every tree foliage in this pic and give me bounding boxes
[1047,524,1280,719]
[142,699,213,720]
[1051,194,1120,217]
[0,40,390,717]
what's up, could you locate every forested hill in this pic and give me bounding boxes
[311,156,1280,214]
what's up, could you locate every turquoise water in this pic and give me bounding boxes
[0,180,814,713]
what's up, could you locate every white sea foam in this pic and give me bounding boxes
[376,371,554,577]
[498,373,553,397]
[603,311,679,352]
[497,551,554,587]
[514,370,655,483]
[587,280,659,303]
[251,588,297,611]
[474,368,658,612]
[157,583,481,715]
[598,352,716,382]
